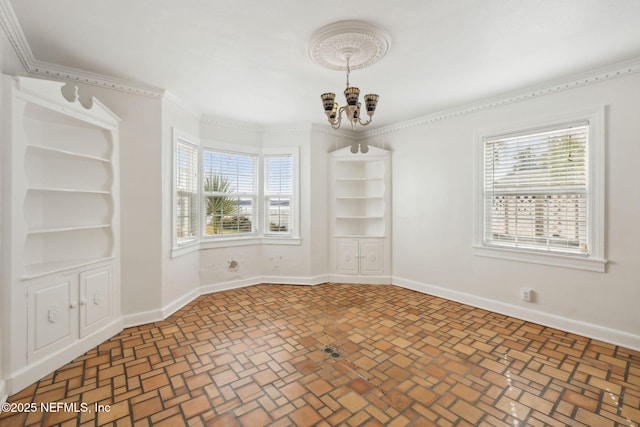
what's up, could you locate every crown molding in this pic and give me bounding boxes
[310,123,358,140]
[162,91,202,118]
[362,56,640,139]
[4,0,640,138]
[200,114,263,132]
[0,0,163,98]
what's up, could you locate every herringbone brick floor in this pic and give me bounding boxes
[1,283,639,426]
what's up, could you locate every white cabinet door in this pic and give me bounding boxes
[336,238,384,276]
[79,265,112,338]
[29,279,77,362]
[336,239,359,275]
[360,240,384,275]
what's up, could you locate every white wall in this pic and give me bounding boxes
[63,84,164,319]
[160,96,201,314]
[367,72,640,348]
[309,129,352,277]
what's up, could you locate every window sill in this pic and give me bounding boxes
[172,241,200,258]
[172,236,302,257]
[472,245,607,272]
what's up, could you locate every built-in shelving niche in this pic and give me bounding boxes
[20,97,115,279]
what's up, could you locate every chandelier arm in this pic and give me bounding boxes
[329,107,345,129]
[358,116,373,126]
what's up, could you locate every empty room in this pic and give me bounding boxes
[1,0,639,426]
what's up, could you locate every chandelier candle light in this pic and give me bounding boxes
[321,56,379,130]
[309,21,391,130]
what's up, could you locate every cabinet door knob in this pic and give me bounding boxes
[80,299,87,306]
[69,302,77,309]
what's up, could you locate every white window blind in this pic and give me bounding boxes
[264,154,294,235]
[483,123,589,255]
[176,141,198,244]
[202,150,257,236]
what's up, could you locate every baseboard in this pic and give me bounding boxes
[7,319,123,395]
[393,276,640,352]
[162,288,200,319]
[260,274,330,286]
[0,378,7,405]
[122,308,164,328]
[200,277,262,295]
[329,274,391,285]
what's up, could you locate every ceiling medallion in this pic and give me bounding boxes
[309,21,391,130]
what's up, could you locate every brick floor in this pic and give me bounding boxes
[1,283,639,426]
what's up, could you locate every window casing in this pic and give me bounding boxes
[484,124,589,254]
[175,139,198,245]
[474,108,606,272]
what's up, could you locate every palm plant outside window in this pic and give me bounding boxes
[203,150,257,236]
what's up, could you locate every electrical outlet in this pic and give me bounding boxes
[521,289,533,302]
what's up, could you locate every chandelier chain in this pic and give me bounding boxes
[345,57,351,88]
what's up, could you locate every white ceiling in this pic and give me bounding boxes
[9,0,640,130]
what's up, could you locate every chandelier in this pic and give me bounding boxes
[309,21,390,131]
[320,56,379,130]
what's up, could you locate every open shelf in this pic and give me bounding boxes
[24,190,112,230]
[23,227,114,278]
[23,102,112,159]
[335,160,385,180]
[335,197,385,218]
[26,144,110,163]
[24,147,112,192]
[335,179,385,199]
[27,224,111,235]
[335,217,385,237]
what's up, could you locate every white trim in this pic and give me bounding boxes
[262,147,300,239]
[6,319,122,394]
[472,245,606,272]
[162,289,200,319]
[0,379,7,405]
[3,0,640,132]
[127,274,329,330]
[362,57,640,139]
[472,106,606,271]
[199,277,262,295]
[329,274,391,285]
[0,0,163,98]
[122,309,164,328]
[171,241,199,258]
[173,129,200,251]
[393,276,640,352]
[260,275,329,286]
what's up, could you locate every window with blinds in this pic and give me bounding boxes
[176,141,198,244]
[483,123,589,255]
[202,150,257,236]
[264,154,294,235]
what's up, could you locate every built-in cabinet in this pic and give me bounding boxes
[329,146,391,283]
[1,75,122,393]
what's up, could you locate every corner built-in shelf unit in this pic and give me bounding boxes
[2,74,122,394]
[19,89,116,278]
[329,146,391,282]
[332,151,388,237]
